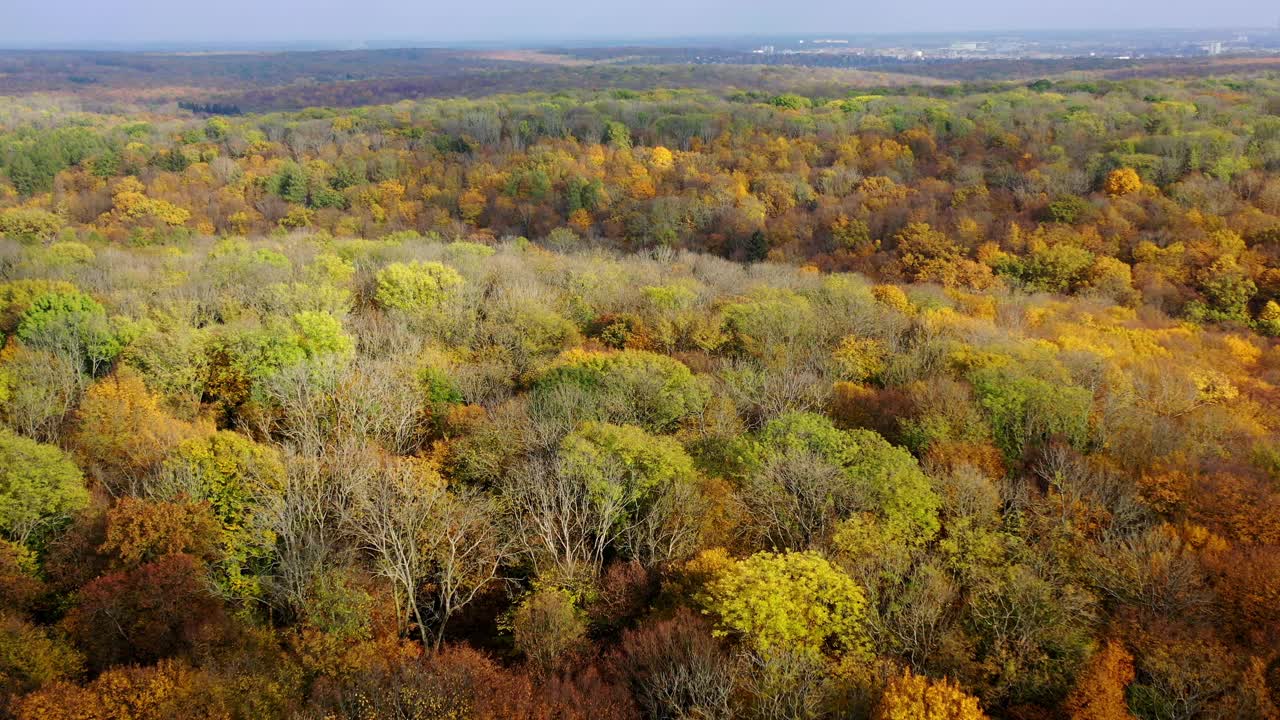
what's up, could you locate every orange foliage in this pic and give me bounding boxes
[1063,641,1136,720]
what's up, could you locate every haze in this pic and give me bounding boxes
[3,0,1276,49]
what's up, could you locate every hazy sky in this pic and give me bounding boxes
[3,0,1276,47]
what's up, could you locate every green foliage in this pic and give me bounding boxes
[160,431,284,602]
[560,421,697,526]
[721,288,817,357]
[756,412,941,547]
[604,120,631,149]
[1043,195,1092,225]
[0,429,88,543]
[16,290,121,375]
[700,550,871,659]
[0,279,79,334]
[532,350,708,432]
[970,363,1092,461]
[769,94,813,111]
[374,260,465,313]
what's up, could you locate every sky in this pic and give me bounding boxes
[2,0,1276,48]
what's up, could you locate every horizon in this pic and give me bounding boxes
[1,25,1276,53]
[4,0,1277,50]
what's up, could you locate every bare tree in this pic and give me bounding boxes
[620,476,706,567]
[344,448,510,646]
[504,457,625,583]
[425,487,512,649]
[264,447,356,619]
[344,451,446,639]
[738,448,853,551]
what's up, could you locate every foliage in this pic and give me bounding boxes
[875,668,987,720]
[374,261,464,313]
[158,431,284,601]
[0,208,64,243]
[699,550,871,660]
[512,587,586,675]
[15,290,120,375]
[0,429,88,544]
[532,349,708,432]
[2,68,1280,717]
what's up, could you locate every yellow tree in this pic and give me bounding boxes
[876,668,987,720]
[1104,168,1142,197]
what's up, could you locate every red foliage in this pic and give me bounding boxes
[63,553,226,670]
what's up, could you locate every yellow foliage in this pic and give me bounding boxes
[875,667,987,720]
[871,284,913,315]
[72,369,206,492]
[699,550,871,660]
[1104,168,1142,197]
[649,146,675,171]
[832,336,888,382]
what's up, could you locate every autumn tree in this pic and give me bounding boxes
[1063,640,1137,720]
[71,369,202,495]
[0,429,88,544]
[698,550,871,660]
[875,667,987,720]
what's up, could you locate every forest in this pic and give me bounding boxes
[0,64,1278,719]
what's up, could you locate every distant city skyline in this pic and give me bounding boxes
[2,0,1277,49]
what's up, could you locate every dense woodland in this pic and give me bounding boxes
[0,67,1278,719]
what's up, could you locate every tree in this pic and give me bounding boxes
[99,497,220,569]
[610,608,733,720]
[428,486,511,649]
[373,261,465,313]
[698,550,871,660]
[1104,168,1142,196]
[0,208,64,243]
[62,553,225,670]
[157,431,284,601]
[559,422,703,564]
[0,345,85,443]
[1063,641,1137,720]
[752,413,941,551]
[0,614,82,711]
[72,370,201,495]
[512,587,587,675]
[343,452,440,640]
[875,667,987,720]
[743,229,769,263]
[970,364,1092,461]
[531,350,708,433]
[0,430,88,544]
[14,659,234,720]
[344,449,506,647]
[16,290,120,377]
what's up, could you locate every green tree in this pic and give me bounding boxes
[0,429,88,544]
[374,261,465,313]
[158,431,284,602]
[699,550,871,660]
[16,291,120,376]
[560,421,702,562]
[970,364,1092,461]
[532,350,708,433]
[755,412,941,548]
